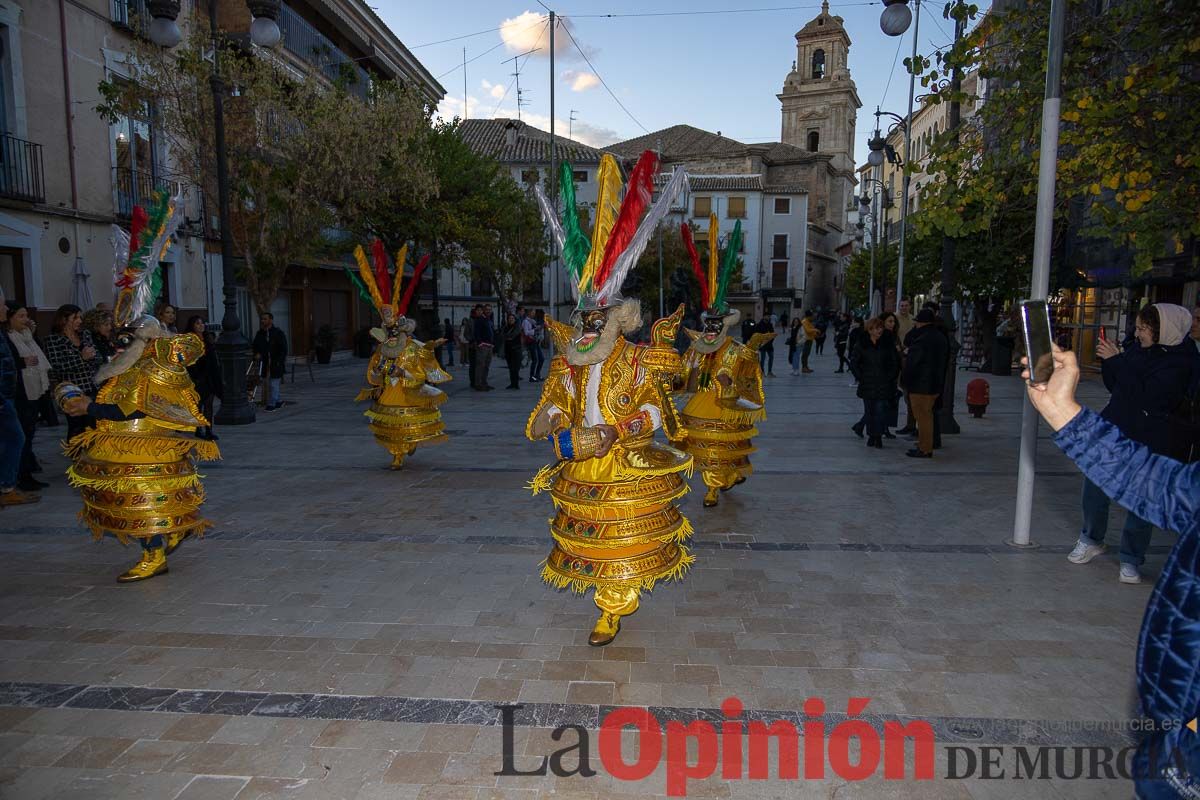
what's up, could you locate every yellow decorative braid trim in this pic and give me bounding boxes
[538,547,695,595]
[66,467,203,494]
[64,430,220,463]
[552,478,690,520]
[528,461,567,496]
[681,423,759,443]
[551,516,693,551]
[354,388,377,403]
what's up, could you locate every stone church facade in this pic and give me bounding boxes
[609,1,861,316]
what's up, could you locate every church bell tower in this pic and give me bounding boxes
[778,1,861,177]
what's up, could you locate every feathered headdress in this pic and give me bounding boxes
[110,191,185,328]
[348,239,430,320]
[534,150,689,309]
[681,213,742,316]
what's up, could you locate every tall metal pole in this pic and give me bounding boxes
[463,47,468,119]
[548,10,559,321]
[211,0,254,425]
[894,0,920,313]
[937,2,965,435]
[1011,0,1067,547]
[868,165,880,316]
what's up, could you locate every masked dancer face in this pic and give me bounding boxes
[691,308,739,355]
[566,300,639,366]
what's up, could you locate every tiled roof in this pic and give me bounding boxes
[608,125,747,159]
[456,118,606,164]
[686,175,764,191]
[763,184,809,194]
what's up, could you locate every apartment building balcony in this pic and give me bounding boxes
[279,3,371,101]
[0,135,46,204]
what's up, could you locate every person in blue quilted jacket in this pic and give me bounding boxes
[1025,346,1198,800]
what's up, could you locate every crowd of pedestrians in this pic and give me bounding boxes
[443,304,546,392]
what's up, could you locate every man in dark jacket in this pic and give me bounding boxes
[252,312,288,411]
[1026,346,1200,800]
[0,294,38,507]
[901,309,948,458]
[473,305,495,390]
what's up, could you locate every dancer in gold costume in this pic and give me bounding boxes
[674,216,773,508]
[528,151,692,646]
[350,241,449,469]
[59,192,219,582]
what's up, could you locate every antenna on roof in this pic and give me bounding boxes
[569,109,578,141]
[502,46,540,124]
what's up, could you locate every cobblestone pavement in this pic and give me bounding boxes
[0,346,1155,799]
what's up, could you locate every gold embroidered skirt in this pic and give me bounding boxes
[65,430,218,544]
[363,400,448,461]
[540,445,694,594]
[680,415,757,489]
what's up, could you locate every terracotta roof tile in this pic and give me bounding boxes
[456,118,605,164]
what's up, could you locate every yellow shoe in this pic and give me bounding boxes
[117,548,168,583]
[389,453,405,470]
[588,612,621,647]
[703,487,720,508]
[165,531,188,555]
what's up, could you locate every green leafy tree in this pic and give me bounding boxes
[98,29,436,314]
[912,0,1199,284]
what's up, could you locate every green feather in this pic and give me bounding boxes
[345,268,373,305]
[559,161,589,281]
[147,264,163,307]
[714,219,742,311]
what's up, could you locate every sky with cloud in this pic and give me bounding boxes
[374,0,965,164]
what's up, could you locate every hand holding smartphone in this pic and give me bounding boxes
[1019,300,1055,386]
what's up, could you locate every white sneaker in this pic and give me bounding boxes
[1067,540,1106,564]
[1118,564,1142,584]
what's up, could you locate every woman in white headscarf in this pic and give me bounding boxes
[3,299,52,487]
[1067,303,1200,585]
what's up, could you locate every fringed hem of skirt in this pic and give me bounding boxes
[64,430,220,462]
[538,548,696,594]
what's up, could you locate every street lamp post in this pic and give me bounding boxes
[858,175,888,317]
[880,0,920,314]
[935,2,967,436]
[146,0,281,426]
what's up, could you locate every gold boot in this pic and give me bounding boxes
[588,612,621,647]
[389,452,405,470]
[703,486,720,507]
[165,531,188,555]
[589,586,639,646]
[117,547,168,583]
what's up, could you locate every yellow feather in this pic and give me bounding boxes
[707,213,719,305]
[354,245,385,310]
[391,245,408,312]
[580,154,623,293]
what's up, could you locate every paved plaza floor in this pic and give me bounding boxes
[0,345,1158,799]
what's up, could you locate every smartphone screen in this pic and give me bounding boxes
[1020,300,1055,385]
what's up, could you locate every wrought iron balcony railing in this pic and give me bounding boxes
[0,134,46,204]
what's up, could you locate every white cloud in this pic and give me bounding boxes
[562,70,600,92]
[480,79,507,99]
[499,11,589,59]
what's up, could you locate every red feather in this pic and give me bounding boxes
[128,205,149,262]
[397,254,431,316]
[680,223,708,309]
[371,238,391,301]
[592,150,658,295]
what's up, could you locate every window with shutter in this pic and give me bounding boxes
[727,196,746,219]
[694,196,712,217]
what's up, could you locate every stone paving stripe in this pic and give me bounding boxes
[0,527,1173,556]
[0,680,1136,748]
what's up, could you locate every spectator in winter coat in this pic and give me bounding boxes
[1068,303,1200,584]
[901,309,949,458]
[0,290,39,507]
[1025,345,1200,800]
[756,317,776,377]
[252,312,288,411]
[849,317,900,449]
[834,313,851,373]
